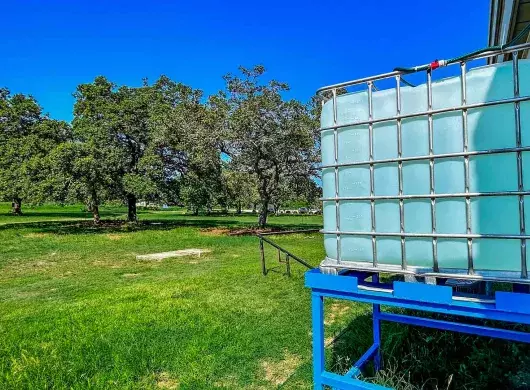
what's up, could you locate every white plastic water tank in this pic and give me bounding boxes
[321,60,530,277]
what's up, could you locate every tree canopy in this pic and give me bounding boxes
[0,66,321,226]
[215,65,318,226]
[0,88,71,214]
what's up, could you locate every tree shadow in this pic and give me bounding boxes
[2,210,125,219]
[0,217,322,236]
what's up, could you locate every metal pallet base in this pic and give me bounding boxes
[305,269,530,390]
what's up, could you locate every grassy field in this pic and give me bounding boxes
[1,203,530,389]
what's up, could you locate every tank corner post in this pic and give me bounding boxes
[512,52,528,280]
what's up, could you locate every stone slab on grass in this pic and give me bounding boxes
[136,249,211,261]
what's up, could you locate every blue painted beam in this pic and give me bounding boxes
[496,291,530,314]
[310,288,530,326]
[312,293,325,389]
[345,343,380,378]
[393,281,453,304]
[378,312,530,343]
[306,269,358,293]
[321,371,391,390]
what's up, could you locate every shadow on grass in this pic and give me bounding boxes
[328,310,530,389]
[0,217,322,236]
[1,211,125,218]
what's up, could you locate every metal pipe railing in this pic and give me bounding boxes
[257,230,318,275]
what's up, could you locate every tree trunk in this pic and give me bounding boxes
[193,207,199,216]
[92,204,101,224]
[237,201,242,215]
[12,197,22,215]
[258,199,269,227]
[88,189,100,224]
[127,194,137,222]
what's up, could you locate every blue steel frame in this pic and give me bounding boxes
[305,269,530,390]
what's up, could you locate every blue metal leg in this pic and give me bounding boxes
[372,275,382,372]
[373,304,382,371]
[312,292,325,389]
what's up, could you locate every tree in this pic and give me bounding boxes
[67,77,126,222]
[0,88,71,215]
[179,114,224,214]
[71,76,198,222]
[270,175,322,214]
[216,65,317,227]
[47,140,120,223]
[149,76,220,214]
[222,168,259,214]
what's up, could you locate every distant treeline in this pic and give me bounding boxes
[0,65,322,226]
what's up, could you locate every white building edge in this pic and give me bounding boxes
[488,0,530,63]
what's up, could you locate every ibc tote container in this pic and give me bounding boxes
[319,57,530,281]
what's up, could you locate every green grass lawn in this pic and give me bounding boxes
[2,203,530,389]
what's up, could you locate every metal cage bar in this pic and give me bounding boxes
[320,146,530,169]
[368,82,377,267]
[321,190,530,201]
[427,70,438,272]
[396,75,407,270]
[319,96,530,133]
[461,62,474,274]
[513,53,528,278]
[332,89,341,264]
[316,42,530,94]
[320,231,530,239]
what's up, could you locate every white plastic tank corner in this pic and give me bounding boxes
[321,60,530,277]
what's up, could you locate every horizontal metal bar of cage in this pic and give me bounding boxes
[316,42,530,95]
[320,95,530,133]
[320,230,530,239]
[320,146,530,169]
[321,191,530,202]
[319,260,530,283]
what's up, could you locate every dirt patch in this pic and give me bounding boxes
[15,290,43,299]
[136,249,210,261]
[155,372,179,389]
[199,227,282,236]
[324,302,351,326]
[92,260,122,269]
[229,228,275,236]
[23,232,51,239]
[213,375,238,388]
[261,350,302,386]
[199,228,230,236]
[122,273,141,278]
[107,233,125,241]
[35,261,56,268]
[214,375,267,389]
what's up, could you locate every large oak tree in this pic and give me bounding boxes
[215,65,317,227]
[0,88,70,215]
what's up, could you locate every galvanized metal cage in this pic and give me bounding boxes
[317,42,530,283]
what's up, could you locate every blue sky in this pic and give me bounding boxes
[2,1,489,122]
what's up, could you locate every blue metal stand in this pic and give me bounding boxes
[305,269,530,390]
